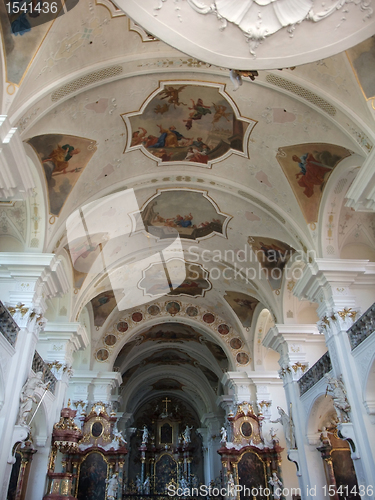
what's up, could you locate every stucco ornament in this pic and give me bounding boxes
[155,0,373,55]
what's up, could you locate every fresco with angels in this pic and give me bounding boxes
[123,82,256,167]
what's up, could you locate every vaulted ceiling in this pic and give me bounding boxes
[1,0,375,383]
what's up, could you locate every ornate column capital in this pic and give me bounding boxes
[38,321,89,367]
[0,253,70,314]
[294,258,375,318]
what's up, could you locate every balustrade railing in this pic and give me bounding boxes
[0,301,20,347]
[298,351,332,396]
[32,351,57,394]
[347,303,375,350]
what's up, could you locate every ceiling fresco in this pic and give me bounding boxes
[247,237,295,291]
[27,134,97,217]
[276,143,352,224]
[90,290,122,327]
[0,2,60,84]
[346,36,375,101]
[123,82,256,167]
[2,0,374,396]
[137,189,230,240]
[135,324,203,345]
[139,259,211,298]
[224,291,259,328]
[151,379,184,391]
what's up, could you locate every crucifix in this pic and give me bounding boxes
[162,397,171,414]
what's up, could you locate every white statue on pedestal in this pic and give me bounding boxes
[143,475,151,494]
[106,474,119,500]
[220,426,227,443]
[268,472,283,500]
[183,425,193,444]
[227,473,236,500]
[17,372,48,426]
[142,425,149,444]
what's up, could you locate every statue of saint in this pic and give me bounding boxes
[143,476,151,494]
[271,406,296,449]
[142,425,149,444]
[18,372,48,426]
[268,472,283,500]
[324,374,351,422]
[182,425,193,444]
[106,474,119,500]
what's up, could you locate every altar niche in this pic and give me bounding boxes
[126,396,203,495]
[317,426,359,499]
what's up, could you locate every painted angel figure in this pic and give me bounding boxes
[17,372,48,426]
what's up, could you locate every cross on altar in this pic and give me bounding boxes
[162,397,171,413]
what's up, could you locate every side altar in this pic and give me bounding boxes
[44,402,128,500]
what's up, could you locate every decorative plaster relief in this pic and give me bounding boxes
[154,0,373,56]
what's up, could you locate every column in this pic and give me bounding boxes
[0,253,70,500]
[294,258,375,500]
[263,325,327,500]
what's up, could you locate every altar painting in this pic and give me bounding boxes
[155,454,178,493]
[276,144,351,223]
[125,83,255,167]
[77,452,107,500]
[237,452,268,500]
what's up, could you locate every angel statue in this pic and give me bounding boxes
[220,426,227,443]
[271,406,296,449]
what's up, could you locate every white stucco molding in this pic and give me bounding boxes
[0,116,34,200]
[293,258,375,317]
[117,0,375,70]
[0,253,70,313]
[345,147,375,212]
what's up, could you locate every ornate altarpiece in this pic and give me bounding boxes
[218,403,284,500]
[44,403,127,500]
[127,396,203,494]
